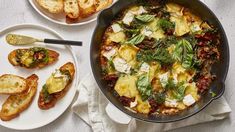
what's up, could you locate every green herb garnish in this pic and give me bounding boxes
[173,39,194,69]
[126,34,145,45]
[136,48,174,65]
[153,92,166,104]
[137,74,152,101]
[136,14,155,23]
[158,19,175,32]
[42,84,51,103]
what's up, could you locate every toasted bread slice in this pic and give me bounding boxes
[64,0,79,19]
[38,62,75,110]
[36,0,64,13]
[95,0,113,11]
[0,74,38,121]
[0,74,27,95]
[8,47,59,69]
[78,0,96,18]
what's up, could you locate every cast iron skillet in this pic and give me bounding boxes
[90,0,229,123]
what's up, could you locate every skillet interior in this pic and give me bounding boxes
[90,0,229,123]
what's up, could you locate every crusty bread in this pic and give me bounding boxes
[0,74,38,121]
[38,62,75,110]
[64,0,79,19]
[0,74,27,95]
[95,0,113,11]
[8,48,59,69]
[78,0,96,18]
[36,0,64,13]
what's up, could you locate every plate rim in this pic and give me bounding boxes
[0,23,79,130]
[28,0,97,26]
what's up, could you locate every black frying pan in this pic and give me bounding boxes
[90,0,229,123]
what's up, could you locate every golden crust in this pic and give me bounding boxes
[0,74,38,121]
[0,74,28,95]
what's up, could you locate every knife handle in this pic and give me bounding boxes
[44,39,82,46]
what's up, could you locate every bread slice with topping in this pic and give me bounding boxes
[8,47,59,69]
[38,62,75,110]
[95,0,113,11]
[36,0,64,13]
[64,0,79,19]
[78,0,96,18]
[0,74,28,95]
[0,74,38,121]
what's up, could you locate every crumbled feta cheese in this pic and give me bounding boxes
[141,27,153,37]
[165,99,178,108]
[158,72,169,87]
[183,94,196,106]
[140,62,150,73]
[53,69,69,82]
[103,49,116,60]
[190,23,201,32]
[122,12,134,25]
[111,23,123,33]
[54,69,64,78]
[173,73,178,84]
[130,98,138,108]
[113,58,131,74]
[137,6,147,14]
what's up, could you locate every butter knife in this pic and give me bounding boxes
[6,34,82,46]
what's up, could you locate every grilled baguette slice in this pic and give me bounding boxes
[95,0,113,11]
[0,74,38,121]
[0,74,27,95]
[8,48,59,69]
[64,0,79,19]
[78,0,96,18]
[38,62,75,110]
[36,0,64,13]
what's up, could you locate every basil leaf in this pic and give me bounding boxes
[172,82,186,101]
[137,74,152,101]
[126,34,145,45]
[153,92,166,104]
[136,14,155,23]
[182,54,194,69]
[173,39,194,69]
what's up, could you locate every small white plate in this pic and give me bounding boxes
[0,24,79,130]
[29,0,106,26]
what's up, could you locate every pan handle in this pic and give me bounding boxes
[105,103,132,124]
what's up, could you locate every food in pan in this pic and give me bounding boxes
[0,74,38,121]
[38,62,75,110]
[36,0,113,24]
[0,74,28,95]
[100,2,220,115]
[8,47,59,69]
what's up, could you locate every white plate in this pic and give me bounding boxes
[29,0,99,26]
[0,24,79,130]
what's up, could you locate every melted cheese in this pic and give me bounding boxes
[109,32,126,43]
[46,70,69,94]
[114,75,138,98]
[171,15,190,36]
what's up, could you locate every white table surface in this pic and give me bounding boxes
[0,0,234,132]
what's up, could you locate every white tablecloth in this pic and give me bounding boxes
[0,0,234,131]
